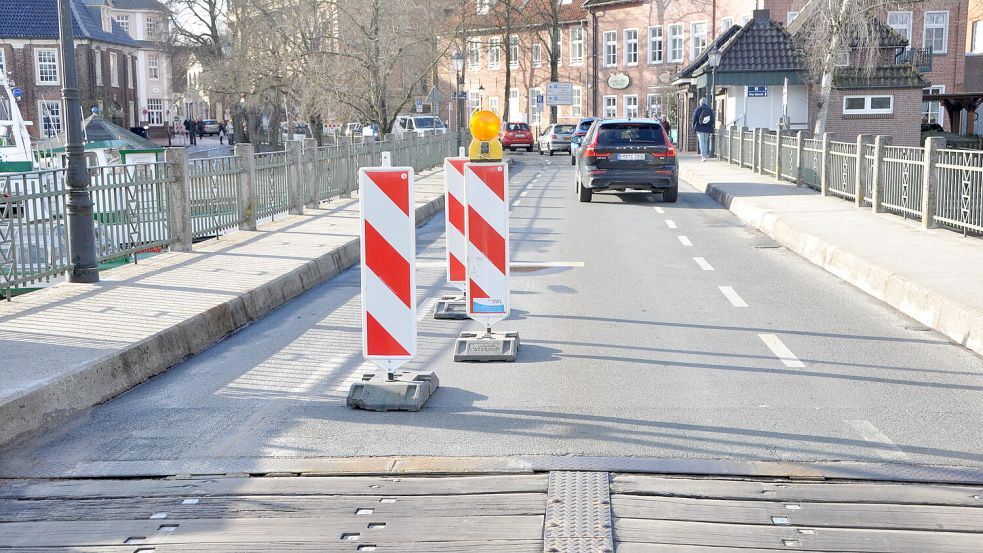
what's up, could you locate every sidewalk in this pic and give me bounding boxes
[0,168,446,447]
[679,156,983,357]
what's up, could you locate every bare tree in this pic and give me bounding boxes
[791,0,923,135]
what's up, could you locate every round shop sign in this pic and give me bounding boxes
[608,72,630,90]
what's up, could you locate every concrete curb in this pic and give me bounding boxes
[0,193,446,448]
[680,165,983,357]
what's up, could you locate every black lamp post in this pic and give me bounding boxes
[58,0,98,283]
[450,50,465,148]
[706,45,722,157]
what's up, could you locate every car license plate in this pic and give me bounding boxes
[618,153,645,161]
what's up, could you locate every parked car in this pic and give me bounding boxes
[574,118,677,203]
[280,124,309,142]
[538,123,576,156]
[569,117,597,164]
[394,114,447,137]
[361,122,381,139]
[499,122,534,151]
[201,119,220,135]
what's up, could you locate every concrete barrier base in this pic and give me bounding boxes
[454,331,520,362]
[433,295,469,319]
[346,371,439,412]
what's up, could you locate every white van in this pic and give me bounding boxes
[394,114,447,137]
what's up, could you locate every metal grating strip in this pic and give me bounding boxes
[544,471,614,553]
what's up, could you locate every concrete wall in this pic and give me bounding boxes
[825,87,924,146]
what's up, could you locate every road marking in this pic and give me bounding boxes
[653,207,665,214]
[520,191,529,197]
[512,200,521,207]
[719,286,748,308]
[757,334,805,368]
[693,257,715,271]
[665,220,677,229]
[511,261,585,268]
[678,236,692,246]
[847,420,910,462]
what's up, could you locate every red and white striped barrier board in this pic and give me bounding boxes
[444,157,468,291]
[463,161,510,327]
[359,166,416,369]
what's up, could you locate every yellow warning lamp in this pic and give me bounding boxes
[468,109,503,162]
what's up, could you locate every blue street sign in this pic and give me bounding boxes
[12,88,22,99]
[747,86,768,97]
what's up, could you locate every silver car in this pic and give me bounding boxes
[538,124,576,156]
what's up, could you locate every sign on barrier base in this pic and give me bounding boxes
[453,331,520,362]
[433,295,469,320]
[347,370,440,412]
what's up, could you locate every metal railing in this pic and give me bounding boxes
[880,145,924,219]
[936,148,983,235]
[715,127,982,238]
[1,130,467,298]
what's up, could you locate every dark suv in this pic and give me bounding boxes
[574,119,678,203]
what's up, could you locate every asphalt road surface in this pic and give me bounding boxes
[3,152,982,475]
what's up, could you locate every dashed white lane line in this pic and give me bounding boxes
[719,286,749,308]
[847,420,910,461]
[678,236,693,246]
[757,333,805,368]
[520,191,529,197]
[511,200,521,207]
[653,207,665,214]
[693,257,715,271]
[665,220,677,229]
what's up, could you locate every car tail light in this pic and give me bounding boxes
[582,131,609,159]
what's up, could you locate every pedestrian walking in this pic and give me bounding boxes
[196,119,205,140]
[692,98,714,161]
[660,116,672,143]
[227,120,235,146]
[218,121,226,145]
[184,118,196,145]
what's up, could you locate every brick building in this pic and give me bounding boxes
[0,0,169,139]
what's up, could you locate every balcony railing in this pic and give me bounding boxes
[896,47,933,72]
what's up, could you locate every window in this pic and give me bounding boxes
[0,49,5,75]
[146,16,156,38]
[532,43,542,67]
[603,95,617,118]
[923,11,949,53]
[624,29,638,65]
[38,100,62,136]
[887,12,912,44]
[691,22,707,59]
[489,37,501,69]
[509,36,518,67]
[113,14,130,34]
[477,0,492,15]
[646,94,660,117]
[147,99,164,126]
[974,21,983,53]
[787,11,799,25]
[489,96,499,113]
[721,18,733,31]
[94,50,103,86]
[843,94,894,115]
[509,88,520,119]
[35,48,59,84]
[468,39,481,70]
[468,90,481,110]
[648,26,663,64]
[571,86,582,118]
[603,31,617,67]
[923,85,944,124]
[127,55,134,88]
[741,15,751,25]
[128,100,135,127]
[570,27,584,65]
[668,24,684,63]
[555,29,562,66]
[148,54,159,80]
[624,95,639,118]
[109,53,119,87]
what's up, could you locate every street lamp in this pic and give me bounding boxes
[478,83,485,109]
[706,45,722,157]
[450,50,465,147]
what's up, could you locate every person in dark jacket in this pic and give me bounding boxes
[692,97,715,161]
[660,116,672,143]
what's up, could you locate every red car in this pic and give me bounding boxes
[499,122,534,151]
